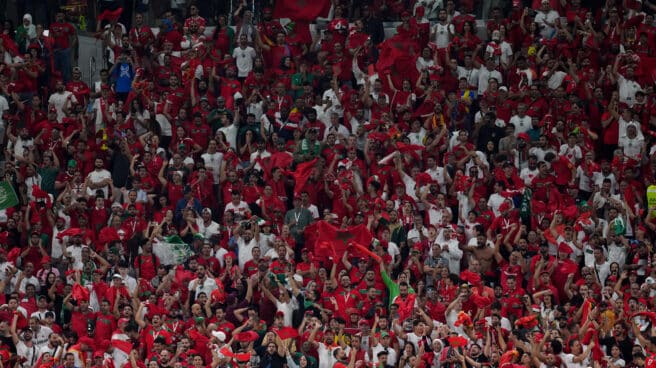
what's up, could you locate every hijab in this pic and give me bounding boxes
[22,14,37,39]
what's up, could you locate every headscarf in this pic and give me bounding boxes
[22,14,37,39]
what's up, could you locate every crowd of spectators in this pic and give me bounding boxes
[0,1,655,368]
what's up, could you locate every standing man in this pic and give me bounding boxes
[284,195,313,251]
[49,10,76,83]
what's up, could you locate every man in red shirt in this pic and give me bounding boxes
[49,10,76,83]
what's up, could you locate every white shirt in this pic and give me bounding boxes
[86,169,112,197]
[218,124,238,150]
[303,204,320,219]
[48,91,77,122]
[535,10,559,38]
[477,68,503,95]
[618,75,642,106]
[486,41,513,66]
[416,57,435,72]
[202,151,224,183]
[321,89,344,118]
[426,166,448,194]
[12,136,34,160]
[0,95,8,127]
[457,66,480,88]
[32,326,53,349]
[487,193,506,216]
[154,102,172,136]
[196,219,221,239]
[407,227,429,245]
[432,22,454,48]
[619,134,644,160]
[16,341,38,367]
[249,150,271,171]
[224,201,250,220]
[408,128,427,146]
[37,345,61,363]
[575,166,593,192]
[545,70,567,90]
[510,115,531,134]
[188,276,218,298]
[66,245,84,270]
[232,46,257,78]
[442,239,463,274]
[520,167,539,186]
[275,299,298,327]
[237,237,257,269]
[560,351,587,368]
[369,343,398,366]
[324,123,350,143]
[559,144,582,164]
[14,273,40,294]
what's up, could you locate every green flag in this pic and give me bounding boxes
[153,235,193,266]
[0,181,18,210]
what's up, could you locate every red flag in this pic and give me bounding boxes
[257,152,294,181]
[499,350,518,368]
[274,327,299,340]
[376,35,407,74]
[460,270,482,286]
[292,158,318,195]
[56,227,83,239]
[396,142,426,152]
[349,242,382,263]
[219,347,234,358]
[6,248,20,264]
[454,311,473,327]
[111,339,133,355]
[514,315,539,329]
[97,7,123,21]
[72,283,90,302]
[174,265,195,286]
[304,221,373,260]
[98,227,120,245]
[272,0,330,22]
[447,336,468,348]
[234,331,259,342]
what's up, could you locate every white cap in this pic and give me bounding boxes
[499,86,508,92]
[211,330,226,342]
[112,274,123,280]
[646,277,655,285]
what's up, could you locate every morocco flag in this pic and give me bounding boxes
[304,221,373,260]
[273,0,331,22]
[292,158,318,195]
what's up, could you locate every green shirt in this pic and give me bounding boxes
[38,166,60,195]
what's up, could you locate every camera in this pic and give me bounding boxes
[242,221,251,230]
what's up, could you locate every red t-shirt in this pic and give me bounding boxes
[134,253,160,280]
[95,312,117,342]
[49,22,75,49]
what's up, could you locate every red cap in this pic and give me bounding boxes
[499,201,512,213]
[93,351,104,359]
[517,132,530,141]
[558,242,573,255]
